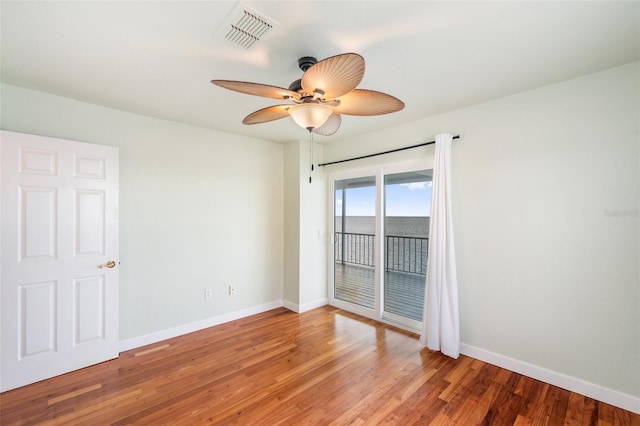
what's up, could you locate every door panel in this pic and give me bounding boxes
[75,189,106,256]
[74,275,106,343]
[20,281,57,357]
[333,176,377,313]
[20,186,57,260]
[382,170,431,328]
[1,130,119,392]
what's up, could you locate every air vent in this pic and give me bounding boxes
[215,3,278,49]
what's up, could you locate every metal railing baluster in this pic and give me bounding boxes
[334,232,428,275]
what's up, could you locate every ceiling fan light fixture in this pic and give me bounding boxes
[288,104,333,131]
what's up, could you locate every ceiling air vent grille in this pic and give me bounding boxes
[215,3,278,49]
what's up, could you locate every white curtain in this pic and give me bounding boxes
[420,133,460,359]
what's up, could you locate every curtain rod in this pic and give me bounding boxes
[317,135,460,167]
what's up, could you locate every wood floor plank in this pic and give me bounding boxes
[47,383,102,405]
[1,306,639,425]
[400,380,451,424]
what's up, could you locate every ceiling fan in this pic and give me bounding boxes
[211,53,405,136]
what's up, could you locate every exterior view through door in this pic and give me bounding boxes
[331,166,432,331]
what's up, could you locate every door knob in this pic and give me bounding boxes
[98,260,117,269]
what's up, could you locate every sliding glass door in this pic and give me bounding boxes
[333,176,377,313]
[382,170,431,329]
[330,162,432,331]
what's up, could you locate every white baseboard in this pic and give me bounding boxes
[460,343,640,415]
[118,300,283,353]
[282,299,299,313]
[300,297,328,313]
[283,298,328,314]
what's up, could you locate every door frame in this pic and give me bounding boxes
[327,157,434,332]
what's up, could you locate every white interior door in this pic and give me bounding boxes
[1,130,119,392]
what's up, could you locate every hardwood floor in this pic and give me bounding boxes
[1,306,638,425]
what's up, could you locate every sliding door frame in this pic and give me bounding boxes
[328,166,381,320]
[327,158,434,332]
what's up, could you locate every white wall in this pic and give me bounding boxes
[323,62,640,401]
[283,141,300,306]
[299,142,328,309]
[282,139,328,311]
[1,84,284,341]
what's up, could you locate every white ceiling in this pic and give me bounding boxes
[1,1,638,144]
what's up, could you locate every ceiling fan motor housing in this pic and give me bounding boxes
[288,79,303,93]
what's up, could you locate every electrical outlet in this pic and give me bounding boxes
[204,289,212,300]
[228,285,235,295]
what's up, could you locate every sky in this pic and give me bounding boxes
[335,181,431,217]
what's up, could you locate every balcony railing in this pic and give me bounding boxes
[334,232,429,275]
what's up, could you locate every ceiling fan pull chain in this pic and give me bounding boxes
[309,130,314,183]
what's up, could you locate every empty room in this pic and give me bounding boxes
[0,1,638,424]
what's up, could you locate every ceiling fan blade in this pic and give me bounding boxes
[333,89,405,116]
[243,105,291,125]
[212,80,301,101]
[313,113,341,136]
[301,53,365,100]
